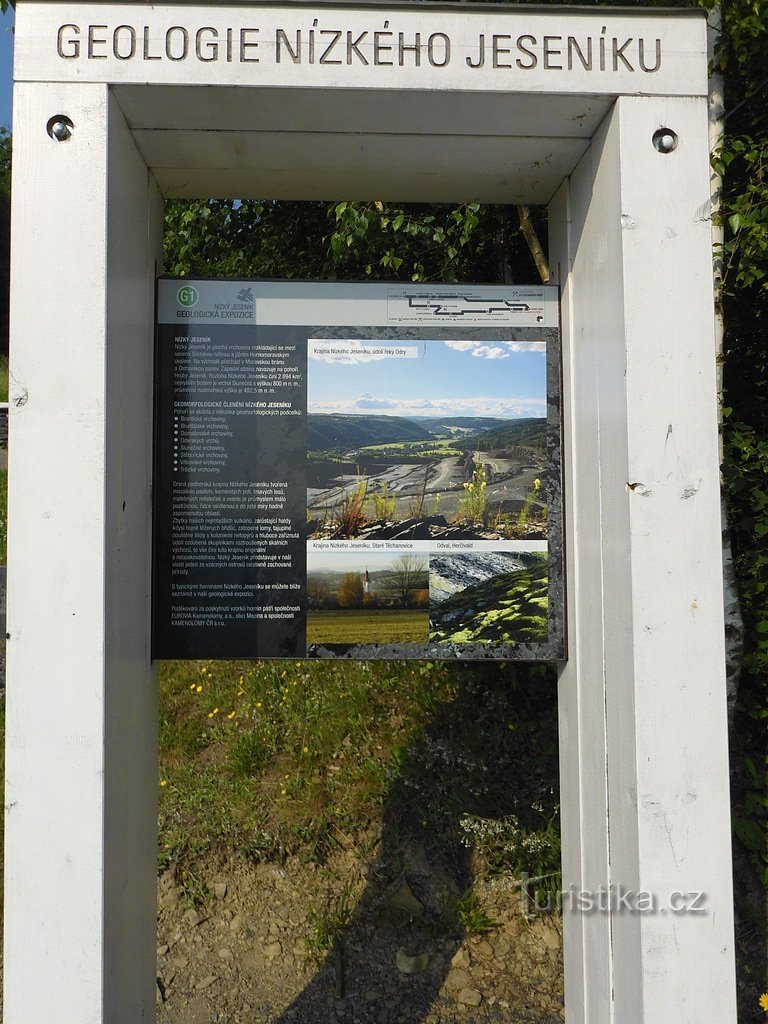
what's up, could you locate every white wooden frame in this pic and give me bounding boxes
[6,4,737,1022]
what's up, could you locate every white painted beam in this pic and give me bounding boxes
[550,95,737,1023]
[4,82,161,1023]
[136,129,587,203]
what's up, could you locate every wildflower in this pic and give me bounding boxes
[189,683,195,691]
[200,666,207,675]
[227,711,236,720]
[281,788,287,796]
[239,674,244,685]
[534,478,541,491]
[760,994,768,1013]
[256,701,262,708]
[507,723,515,731]
[213,707,219,715]
[303,746,309,754]
[160,780,167,787]
[196,685,203,693]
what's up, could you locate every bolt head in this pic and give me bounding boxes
[51,121,72,141]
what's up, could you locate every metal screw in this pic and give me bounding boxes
[46,115,74,142]
[652,128,678,154]
[51,121,71,141]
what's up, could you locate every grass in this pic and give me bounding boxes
[157,658,562,904]
[0,468,6,563]
[0,355,7,404]
[307,608,429,646]
[430,561,549,644]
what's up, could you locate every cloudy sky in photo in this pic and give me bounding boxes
[308,338,546,420]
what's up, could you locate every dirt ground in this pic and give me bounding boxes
[156,852,564,1024]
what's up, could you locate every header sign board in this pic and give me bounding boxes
[16,3,708,97]
[153,279,565,661]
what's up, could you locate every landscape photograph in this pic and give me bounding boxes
[429,548,548,645]
[306,549,429,647]
[307,338,549,541]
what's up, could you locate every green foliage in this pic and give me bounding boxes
[369,481,397,522]
[430,560,549,645]
[307,413,430,451]
[0,127,9,358]
[0,467,7,563]
[164,197,543,285]
[305,882,356,965]
[456,463,488,525]
[451,887,499,936]
[709,0,768,890]
[466,417,547,451]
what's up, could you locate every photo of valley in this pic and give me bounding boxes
[307,550,429,647]
[429,549,548,645]
[307,338,548,540]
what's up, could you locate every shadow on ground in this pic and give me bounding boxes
[274,664,563,1024]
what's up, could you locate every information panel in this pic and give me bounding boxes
[153,280,564,660]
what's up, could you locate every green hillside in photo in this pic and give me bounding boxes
[430,561,548,645]
[307,414,431,451]
[463,417,547,451]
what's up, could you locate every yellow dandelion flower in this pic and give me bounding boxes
[160,779,167,787]
[303,746,309,754]
[760,994,768,1013]
[207,712,214,719]
[281,788,287,796]
[212,707,219,714]
[239,675,244,684]
[227,711,236,719]
[196,685,203,693]
[534,478,541,491]
[256,702,262,708]
[189,683,196,690]
[237,689,244,697]
[200,666,207,675]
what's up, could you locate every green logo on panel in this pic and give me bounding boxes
[178,286,199,308]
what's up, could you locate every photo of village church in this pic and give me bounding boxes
[306,549,429,647]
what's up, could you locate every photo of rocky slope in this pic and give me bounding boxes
[429,550,548,644]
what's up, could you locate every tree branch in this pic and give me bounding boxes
[516,204,550,285]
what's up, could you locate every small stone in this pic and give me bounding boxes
[492,938,511,958]
[268,921,280,935]
[264,941,282,960]
[457,988,482,1007]
[214,882,228,901]
[543,927,561,950]
[395,947,429,975]
[229,915,243,933]
[183,909,202,928]
[450,949,470,969]
[476,940,494,959]
[445,968,471,992]
[387,881,424,920]
[218,947,234,961]
[157,944,169,957]
[196,975,218,991]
